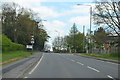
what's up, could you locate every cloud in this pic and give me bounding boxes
[32,6,59,19]
[43,20,67,46]
[44,20,67,38]
[1,0,60,19]
[69,16,90,26]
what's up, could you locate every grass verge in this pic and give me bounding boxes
[0,51,33,65]
[80,53,120,61]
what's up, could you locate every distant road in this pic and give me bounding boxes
[24,53,119,79]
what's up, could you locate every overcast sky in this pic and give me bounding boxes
[1,0,97,50]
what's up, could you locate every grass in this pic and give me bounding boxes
[0,51,33,65]
[80,53,120,61]
[0,52,2,63]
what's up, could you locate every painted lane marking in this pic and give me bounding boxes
[29,54,44,74]
[87,66,100,72]
[107,75,115,80]
[70,59,75,62]
[24,77,28,78]
[76,62,84,65]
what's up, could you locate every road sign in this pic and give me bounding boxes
[26,45,33,49]
[31,36,34,38]
[31,38,34,41]
[31,41,34,44]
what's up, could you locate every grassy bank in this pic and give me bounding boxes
[2,34,25,52]
[80,53,120,61]
[0,51,32,65]
[0,52,2,63]
[0,34,34,65]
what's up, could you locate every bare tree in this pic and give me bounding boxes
[93,0,120,52]
[93,0,120,35]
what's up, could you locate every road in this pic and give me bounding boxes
[24,53,119,79]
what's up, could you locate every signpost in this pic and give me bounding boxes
[26,45,33,49]
[26,35,34,51]
[31,35,34,51]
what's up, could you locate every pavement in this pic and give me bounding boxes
[24,53,119,79]
[1,52,42,78]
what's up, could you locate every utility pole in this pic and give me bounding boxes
[90,6,92,53]
[31,35,34,51]
[83,25,85,52]
[77,4,92,53]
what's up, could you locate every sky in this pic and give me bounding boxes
[1,0,97,51]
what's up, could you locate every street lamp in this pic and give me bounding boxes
[77,4,92,53]
[83,25,85,52]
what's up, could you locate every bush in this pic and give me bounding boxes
[2,34,25,52]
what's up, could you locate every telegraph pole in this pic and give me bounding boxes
[83,25,85,52]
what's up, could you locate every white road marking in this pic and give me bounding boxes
[71,59,75,62]
[76,62,84,65]
[107,75,115,80]
[24,77,28,78]
[87,66,100,72]
[29,54,44,74]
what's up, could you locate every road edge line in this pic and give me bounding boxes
[29,53,44,74]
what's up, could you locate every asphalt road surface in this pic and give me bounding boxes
[24,53,119,79]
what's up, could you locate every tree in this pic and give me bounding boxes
[93,0,120,52]
[1,2,50,51]
[52,23,86,53]
[34,27,49,51]
[93,27,109,45]
[92,27,109,53]
[65,23,86,53]
[68,23,78,53]
[52,36,67,52]
[93,0,120,35]
[2,3,19,42]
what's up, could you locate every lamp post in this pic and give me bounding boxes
[83,25,85,52]
[77,4,92,53]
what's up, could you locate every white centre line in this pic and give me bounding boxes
[29,53,44,74]
[71,59,75,62]
[76,62,84,65]
[107,75,115,80]
[87,66,100,72]
[24,77,28,78]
